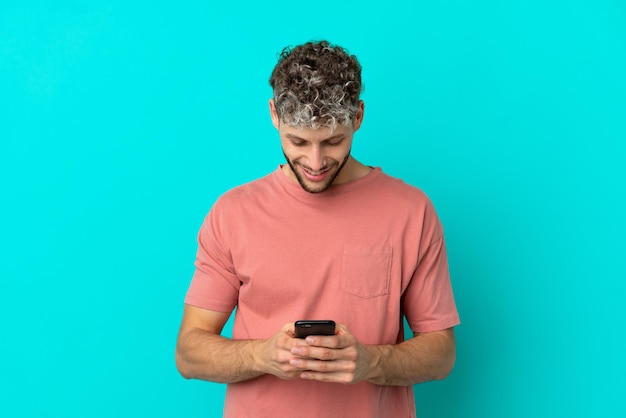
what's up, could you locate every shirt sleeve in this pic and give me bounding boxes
[403,219,460,333]
[184,198,241,313]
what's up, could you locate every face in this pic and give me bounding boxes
[270,100,364,193]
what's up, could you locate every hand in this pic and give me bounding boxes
[253,322,309,380]
[288,323,375,384]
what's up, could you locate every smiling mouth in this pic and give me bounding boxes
[302,166,332,176]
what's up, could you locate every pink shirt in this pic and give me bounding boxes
[186,167,460,418]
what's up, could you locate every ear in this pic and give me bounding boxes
[352,100,365,132]
[269,99,280,129]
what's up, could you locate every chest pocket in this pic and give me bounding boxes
[341,243,392,298]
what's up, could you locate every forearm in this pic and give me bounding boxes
[365,328,456,386]
[176,327,264,384]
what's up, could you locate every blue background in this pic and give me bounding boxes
[1,1,624,417]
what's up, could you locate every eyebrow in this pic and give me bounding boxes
[285,133,345,142]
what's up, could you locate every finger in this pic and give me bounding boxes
[292,345,337,361]
[299,370,356,384]
[280,322,296,336]
[335,322,349,332]
[289,357,349,372]
[303,335,344,349]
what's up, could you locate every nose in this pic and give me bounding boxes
[307,145,324,171]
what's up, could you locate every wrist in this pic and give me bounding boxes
[364,344,387,384]
[247,339,265,374]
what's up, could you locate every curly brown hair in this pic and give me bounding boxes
[269,40,362,130]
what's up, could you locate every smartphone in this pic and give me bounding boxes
[294,320,336,338]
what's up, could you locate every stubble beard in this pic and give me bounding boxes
[284,151,351,194]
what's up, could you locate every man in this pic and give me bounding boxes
[176,40,460,418]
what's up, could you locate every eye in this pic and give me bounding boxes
[327,138,344,146]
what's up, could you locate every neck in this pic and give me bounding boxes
[332,157,371,185]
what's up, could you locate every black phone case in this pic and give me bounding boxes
[294,320,336,338]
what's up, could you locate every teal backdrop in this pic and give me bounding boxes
[1,1,624,417]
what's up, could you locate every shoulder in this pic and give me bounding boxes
[368,170,444,234]
[199,172,278,233]
[372,170,435,207]
[205,171,283,224]
[216,171,278,204]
